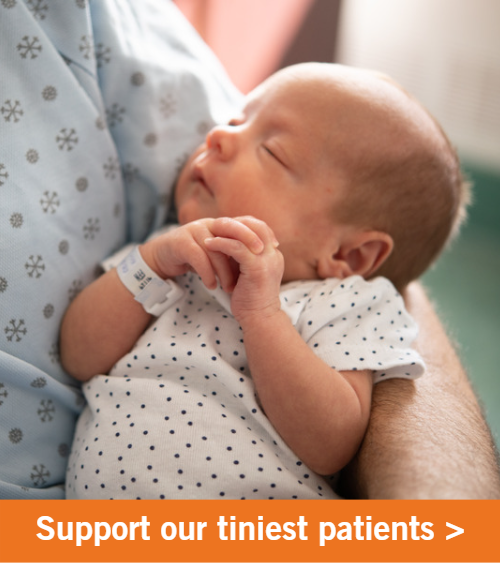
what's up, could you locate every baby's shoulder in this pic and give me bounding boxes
[280,275,409,330]
[281,275,400,307]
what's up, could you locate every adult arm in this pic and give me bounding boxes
[340,281,500,499]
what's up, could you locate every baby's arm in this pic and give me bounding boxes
[205,217,373,476]
[60,218,263,380]
[60,265,152,381]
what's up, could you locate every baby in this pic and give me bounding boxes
[61,63,469,499]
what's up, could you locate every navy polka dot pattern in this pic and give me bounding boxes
[66,266,423,499]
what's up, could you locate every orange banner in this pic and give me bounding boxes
[0,500,497,562]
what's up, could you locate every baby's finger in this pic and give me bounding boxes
[231,216,280,249]
[210,217,265,254]
[181,240,218,289]
[205,236,255,266]
[205,248,237,292]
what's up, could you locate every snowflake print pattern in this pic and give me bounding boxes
[9,428,23,444]
[59,240,69,254]
[105,103,125,127]
[38,399,55,422]
[10,213,23,228]
[0,382,8,405]
[1,100,23,123]
[79,35,94,59]
[58,443,70,457]
[103,157,119,179]
[83,218,100,240]
[0,163,8,185]
[40,190,60,213]
[30,377,47,388]
[26,149,39,163]
[17,36,42,59]
[95,43,111,67]
[131,72,145,86]
[56,128,78,151]
[160,93,177,118]
[76,177,88,192]
[0,277,7,293]
[30,464,50,486]
[122,162,139,183]
[1,0,17,8]
[49,342,59,364]
[43,304,54,318]
[25,255,45,278]
[68,279,83,302]
[27,0,48,20]
[4,319,27,342]
[42,85,57,101]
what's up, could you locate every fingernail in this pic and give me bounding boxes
[252,239,265,254]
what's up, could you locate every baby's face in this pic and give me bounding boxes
[175,65,347,282]
[175,63,433,282]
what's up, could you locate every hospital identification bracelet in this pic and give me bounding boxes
[117,246,183,316]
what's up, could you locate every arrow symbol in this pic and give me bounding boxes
[446,522,464,540]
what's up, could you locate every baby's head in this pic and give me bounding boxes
[301,63,470,289]
[176,62,470,289]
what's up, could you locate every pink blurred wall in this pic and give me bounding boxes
[175,0,315,92]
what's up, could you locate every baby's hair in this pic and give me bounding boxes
[366,135,470,290]
[333,75,471,290]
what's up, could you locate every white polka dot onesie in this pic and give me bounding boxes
[66,267,424,499]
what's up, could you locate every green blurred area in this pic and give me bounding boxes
[422,163,500,448]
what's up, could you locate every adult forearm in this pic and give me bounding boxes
[344,377,500,499]
[340,282,500,499]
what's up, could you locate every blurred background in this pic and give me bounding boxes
[175,0,500,448]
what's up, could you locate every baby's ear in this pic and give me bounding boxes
[317,231,393,280]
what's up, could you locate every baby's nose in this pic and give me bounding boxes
[206,125,236,160]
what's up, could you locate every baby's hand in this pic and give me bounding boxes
[144,217,268,294]
[204,216,284,325]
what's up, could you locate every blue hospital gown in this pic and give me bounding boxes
[0,0,241,498]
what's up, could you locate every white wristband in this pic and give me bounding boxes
[117,246,183,316]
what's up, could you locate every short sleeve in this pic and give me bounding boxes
[282,276,425,383]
